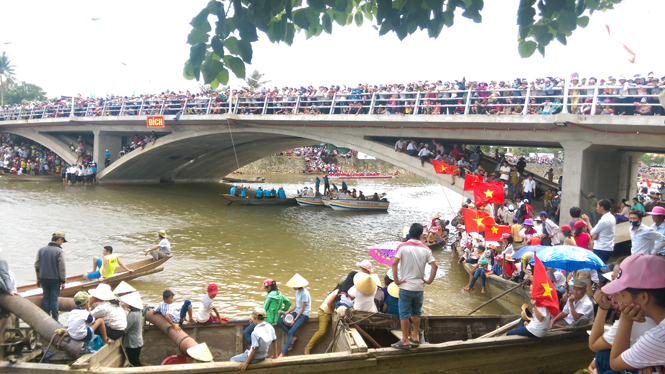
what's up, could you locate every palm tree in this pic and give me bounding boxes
[0,51,16,106]
[244,70,270,92]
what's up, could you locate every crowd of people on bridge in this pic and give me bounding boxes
[1,72,662,121]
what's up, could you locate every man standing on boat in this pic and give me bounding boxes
[323,174,330,195]
[391,223,438,350]
[145,230,171,261]
[35,232,67,320]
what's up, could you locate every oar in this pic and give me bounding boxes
[466,280,526,315]
[475,318,521,339]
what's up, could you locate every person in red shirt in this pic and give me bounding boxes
[574,220,591,250]
[502,256,517,279]
[451,144,460,161]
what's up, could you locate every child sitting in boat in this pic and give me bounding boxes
[68,291,114,344]
[195,283,226,325]
[151,290,193,332]
[230,308,277,370]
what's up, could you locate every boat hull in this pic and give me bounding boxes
[222,177,265,183]
[221,194,298,206]
[327,199,389,211]
[295,197,325,206]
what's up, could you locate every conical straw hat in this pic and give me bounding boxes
[119,292,143,310]
[285,273,309,288]
[89,284,116,301]
[113,281,136,295]
[387,282,400,298]
[187,342,213,362]
[353,273,377,296]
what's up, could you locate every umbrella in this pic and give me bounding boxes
[368,241,401,266]
[387,263,445,281]
[512,245,549,260]
[529,245,606,272]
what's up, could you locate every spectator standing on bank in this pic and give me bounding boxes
[583,192,600,226]
[522,175,537,204]
[145,230,171,261]
[390,223,438,350]
[35,232,68,320]
[582,199,616,264]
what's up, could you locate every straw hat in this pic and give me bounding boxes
[387,282,400,298]
[285,273,309,288]
[521,304,533,321]
[119,292,143,310]
[187,343,213,362]
[353,273,377,296]
[113,281,136,295]
[158,230,168,238]
[89,284,116,301]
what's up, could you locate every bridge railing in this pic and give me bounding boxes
[1,80,662,121]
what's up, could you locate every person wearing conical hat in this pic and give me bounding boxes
[89,284,127,341]
[277,273,311,358]
[382,282,400,316]
[145,230,171,262]
[120,292,144,367]
[113,281,136,297]
[231,308,277,369]
[348,273,378,313]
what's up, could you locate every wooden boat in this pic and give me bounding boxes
[328,199,390,211]
[220,194,298,206]
[295,196,325,207]
[17,255,171,298]
[329,173,393,179]
[455,246,531,307]
[222,176,265,183]
[0,310,593,373]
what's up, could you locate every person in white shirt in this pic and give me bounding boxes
[499,161,511,182]
[628,209,665,255]
[582,198,616,264]
[522,174,537,203]
[506,298,552,338]
[195,283,225,324]
[145,230,171,261]
[552,280,595,327]
[418,145,431,166]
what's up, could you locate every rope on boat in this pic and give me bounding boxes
[324,318,346,354]
[40,328,68,363]
[345,312,379,326]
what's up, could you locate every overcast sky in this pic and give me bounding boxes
[0,0,661,98]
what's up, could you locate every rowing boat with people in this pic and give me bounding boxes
[0,309,593,373]
[220,194,298,206]
[16,256,171,299]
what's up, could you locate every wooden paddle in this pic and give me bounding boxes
[467,280,526,315]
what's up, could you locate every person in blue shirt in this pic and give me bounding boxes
[229,184,237,196]
[269,188,276,198]
[277,187,286,199]
[323,174,330,194]
[240,186,247,197]
[332,183,338,192]
[255,187,264,199]
[315,177,320,194]
[341,181,348,192]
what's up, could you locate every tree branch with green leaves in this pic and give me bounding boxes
[185,0,622,89]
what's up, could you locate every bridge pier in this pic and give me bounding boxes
[93,131,123,172]
[560,141,642,225]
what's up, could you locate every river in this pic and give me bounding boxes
[0,174,515,319]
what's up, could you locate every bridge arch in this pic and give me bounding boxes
[3,128,78,165]
[97,126,465,194]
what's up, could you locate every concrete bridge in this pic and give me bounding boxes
[2,112,664,224]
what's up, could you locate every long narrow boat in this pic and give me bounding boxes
[0,310,593,373]
[17,255,171,298]
[220,194,298,206]
[295,196,325,206]
[328,199,390,211]
[329,174,393,179]
[221,176,265,183]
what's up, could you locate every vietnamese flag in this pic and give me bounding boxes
[646,179,652,188]
[464,174,482,191]
[482,216,496,227]
[473,182,505,205]
[462,208,489,233]
[485,224,511,241]
[531,255,560,319]
[431,159,455,175]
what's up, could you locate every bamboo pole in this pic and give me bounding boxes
[467,281,526,315]
[0,294,84,358]
[345,317,381,349]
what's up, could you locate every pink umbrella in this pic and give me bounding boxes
[368,241,402,266]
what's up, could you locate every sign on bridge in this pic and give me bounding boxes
[147,116,164,128]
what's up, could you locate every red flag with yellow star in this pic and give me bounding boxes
[431,159,455,175]
[462,207,490,233]
[473,181,505,205]
[485,224,511,241]
[532,255,560,318]
[463,174,482,191]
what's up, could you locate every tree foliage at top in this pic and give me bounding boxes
[5,81,48,105]
[1,51,17,106]
[245,70,271,92]
[185,0,623,89]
